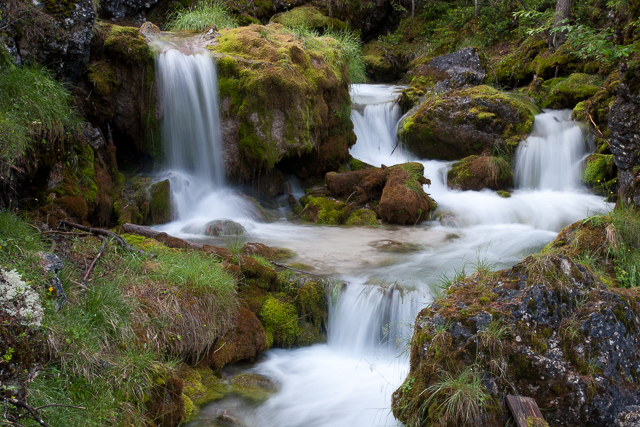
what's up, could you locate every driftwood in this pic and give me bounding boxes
[121,223,232,258]
[80,237,108,289]
[59,220,154,258]
[506,395,546,427]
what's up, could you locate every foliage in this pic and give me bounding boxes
[166,0,238,32]
[285,26,367,83]
[0,65,78,171]
[422,365,491,425]
[608,204,640,288]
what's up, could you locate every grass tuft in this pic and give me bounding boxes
[166,0,238,32]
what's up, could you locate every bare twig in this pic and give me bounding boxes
[32,404,86,412]
[80,237,108,289]
[345,191,357,205]
[0,395,51,427]
[588,113,611,147]
[42,231,92,236]
[58,220,154,258]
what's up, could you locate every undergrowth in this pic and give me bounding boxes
[0,65,78,173]
[166,0,238,32]
[0,211,238,426]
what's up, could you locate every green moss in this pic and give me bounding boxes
[497,190,511,198]
[535,73,603,109]
[182,394,196,422]
[230,373,277,402]
[104,25,154,64]
[270,6,346,30]
[149,179,172,225]
[583,154,615,187]
[300,196,349,225]
[179,366,228,408]
[258,296,300,348]
[296,281,327,329]
[88,62,119,96]
[349,157,371,171]
[345,208,378,226]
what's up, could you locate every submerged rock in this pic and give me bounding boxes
[398,85,535,160]
[447,155,513,191]
[205,219,246,237]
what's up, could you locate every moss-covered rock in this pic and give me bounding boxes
[299,196,350,225]
[398,85,535,160]
[531,73,603,109]
[345,208,378,226]
[258,295,300,348]
[149,179,173,224]
[447,155,513,191]
[270,6,346,31]
[231,373,278,402]
[582,154,617,196]
[379,166,436,225]
[209,24,355,181]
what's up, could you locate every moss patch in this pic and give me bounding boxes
[258,295,300,348]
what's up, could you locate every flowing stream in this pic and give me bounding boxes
[150,45,607,426]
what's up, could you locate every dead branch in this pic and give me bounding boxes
[0,395,50,427]
[58,220,154,258]
[270,261,326,277]
[121,222,162,239]
[588,113,611,147]
[42,231,92,236]
[80,237,108,289]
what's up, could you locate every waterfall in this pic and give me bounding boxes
[156,48,225,186]
[514,110,588,190]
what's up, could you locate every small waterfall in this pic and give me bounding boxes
[156,47,225,186]
[514,110,588,190]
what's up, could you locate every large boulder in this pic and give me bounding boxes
[530,73,603,109]
[447,155,513,191]
[413,47,486,92]
[392,252,640,427]
[609,61,640,207]
[0,0,95,81]
[209,24,355,181]
[398,85,536,160]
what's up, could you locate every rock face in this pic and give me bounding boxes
[413,47,486,92]
[609,61,640,207]
[210,24,355,181]
[100,0,159,19]
[0,0,95,81]
[392,251,640,427]
[447,155,513,191]
[398,85,535,160]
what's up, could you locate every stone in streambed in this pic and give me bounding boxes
[447,155,513,191]
[204,219,246,237]
[379,167,436,225]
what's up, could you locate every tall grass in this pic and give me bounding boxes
[286,26,367,83]
[0,66,78,169]
[608,204,640,287]
[166,0,238,32]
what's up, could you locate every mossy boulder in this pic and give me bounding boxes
[270,6,346,31]
[392,250,640,426]
[583,154,617,196]
[205,219,245,237]
[149,179,173,224]
[379,167,436,225]
[398,85,536,160]
[258,295,300,348]
[203,307,267,371]
[209,24,355,181]
[345,208,378,226]
[299,196,350,225]
[447,155,513,191]
[231,373,278,402]
[116,177,173,226]
[531,73,603,109]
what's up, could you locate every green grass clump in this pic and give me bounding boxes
[0,66,78,172]
[166,0,238,32]
[609,205,640,288]
[422,365,491,426]
[286,26,367,84]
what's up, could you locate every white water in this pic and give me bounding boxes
[150,49,607,426]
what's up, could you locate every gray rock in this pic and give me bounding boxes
[100,0,158,19]
[205,219,246,237]
[415,47,486,93]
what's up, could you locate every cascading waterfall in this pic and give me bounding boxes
[153,79,608,426]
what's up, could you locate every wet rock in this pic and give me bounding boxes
[345,208,378,226]
[100,0,159,19]
[616,406,640,426]
[326,167,389,204]
[370,240,421,253]
[150,179,173,224]
[398,85,536,160]
[447,155,514,191]
[204,308,267,371]
[413,47,486,92]
[300,196,350,225]
[231,373,278,402]
[38,253,66,309]
[205,219,246,237]
[392,252,640,427]
[609,61,640,207]
[379,167,436,225]
[1,0,95,81]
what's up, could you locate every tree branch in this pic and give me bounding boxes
[58,220,154,258]
[0,395,51,427]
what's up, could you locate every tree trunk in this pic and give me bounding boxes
[474,0,478,18]
[553,0,571,49]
